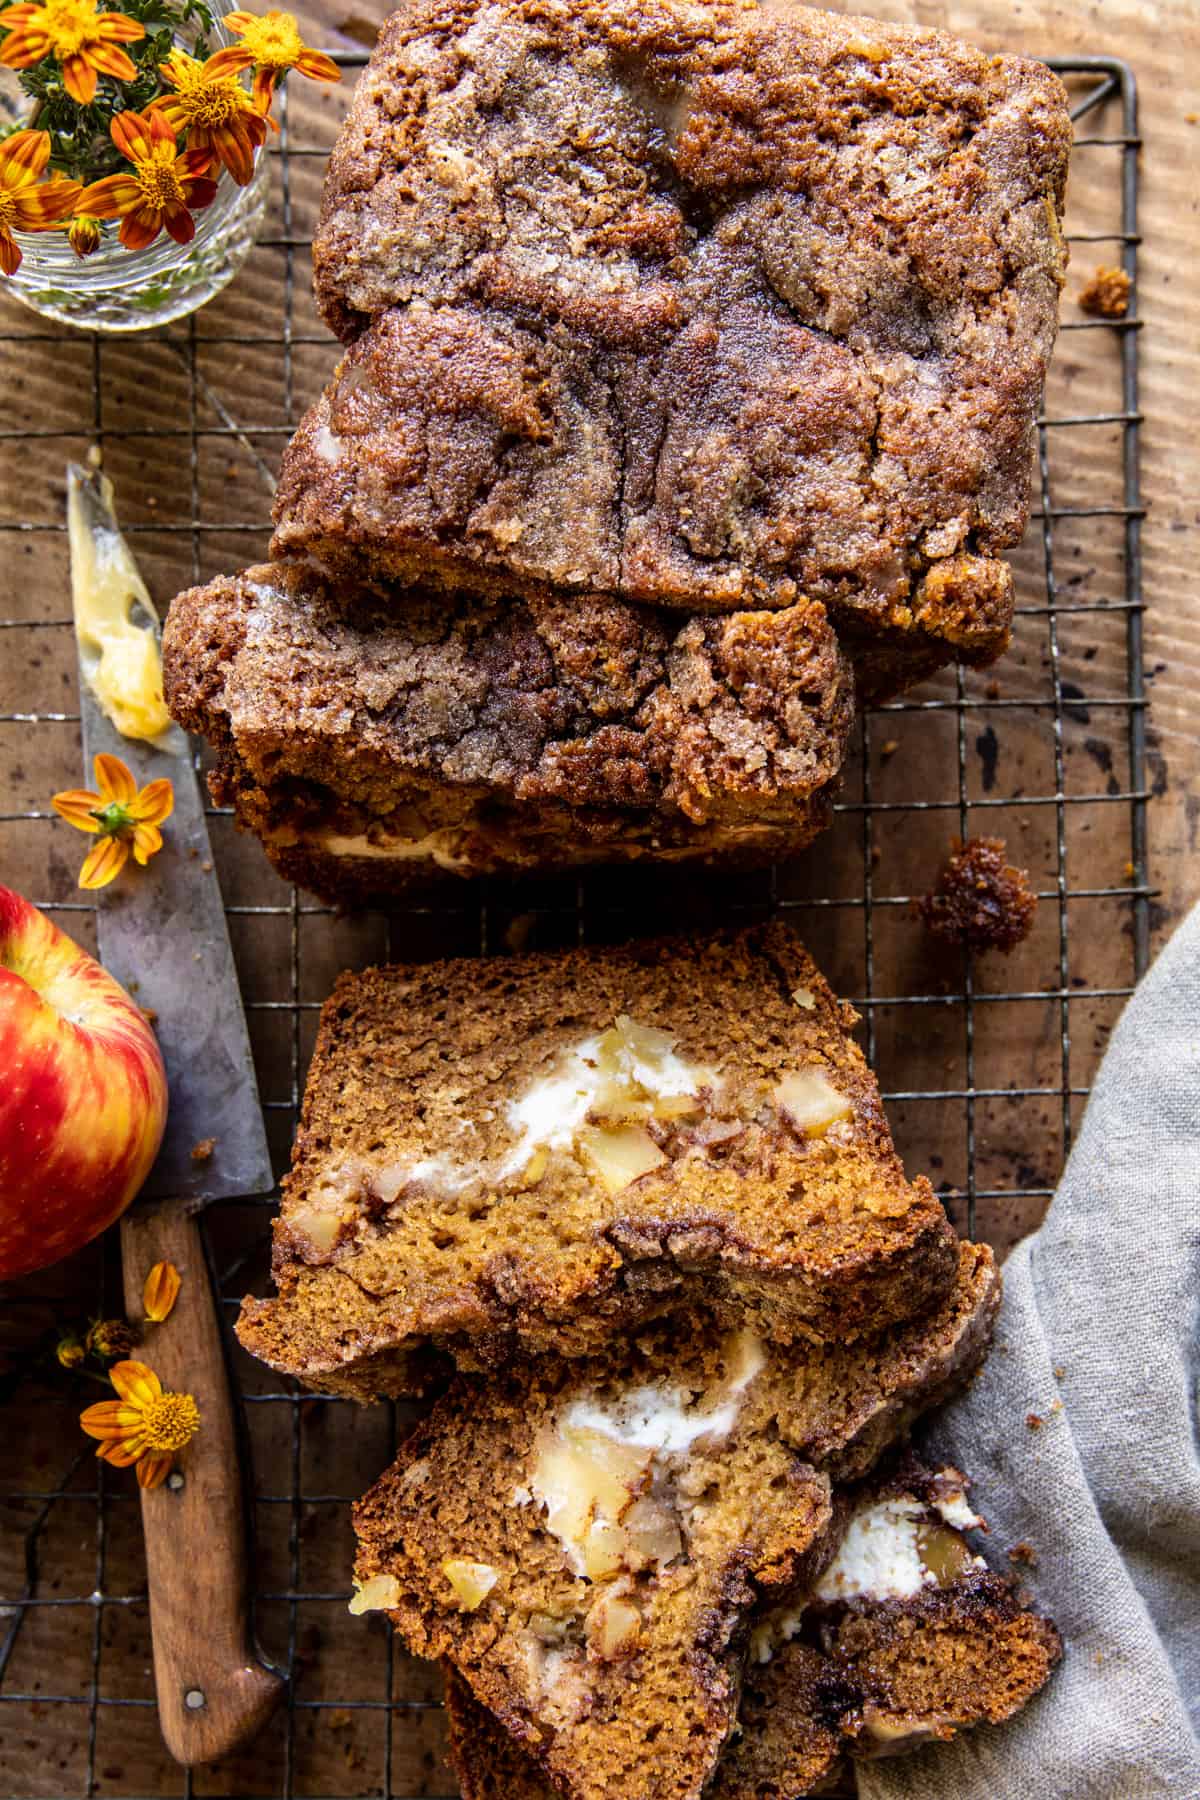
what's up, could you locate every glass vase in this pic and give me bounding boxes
[0,0,271,331]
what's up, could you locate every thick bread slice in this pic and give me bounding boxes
[443,1454,1060,1799]
[277,0,1069,697]
[236,925,960,1399]
[351,1262,999,1800]
[161,563,853,905]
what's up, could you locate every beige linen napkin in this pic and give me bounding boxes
[860,904,1200,1800]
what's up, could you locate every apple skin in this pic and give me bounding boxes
[0,885,168,1280]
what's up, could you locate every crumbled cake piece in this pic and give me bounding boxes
[444,1455,1059,1800]
[918,836,1038,953]
[793,1461,1060,1763]
[275,0,1069,700]
[1078,265,1131,318]
[353,1268,998,1800]
[163,562,854,905]
[235,925,963,1399]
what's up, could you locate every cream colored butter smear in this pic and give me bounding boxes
[67,461,170,741]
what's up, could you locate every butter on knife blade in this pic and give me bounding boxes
[67,459,171,742]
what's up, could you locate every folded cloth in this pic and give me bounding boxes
[860,904,1200,1800]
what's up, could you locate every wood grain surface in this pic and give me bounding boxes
[1,2,1197,1796]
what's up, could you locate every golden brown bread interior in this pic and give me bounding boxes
[235,924,961,1399]
[442,1455,1060,1800]
[161,562,854,906]
[272,0,1069,701]
[352,1272,1000,1800]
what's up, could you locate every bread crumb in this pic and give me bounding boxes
[917,838,1037,954]
[1026,1412,1043,1431]
[190,1138,216,1164]
[1078,266,1130,319]
[1008,1542,1039,1568]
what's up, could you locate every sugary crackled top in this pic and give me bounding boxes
[162,562,854,824]
[290,0,1070,627]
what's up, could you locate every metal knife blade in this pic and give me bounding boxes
[69,461,282,1765]
[69,464,272,1204]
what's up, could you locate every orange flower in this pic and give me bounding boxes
[207,9,338,112]
[150,47,271,187]
[80,1359,200,1489]
[0,0,144,105]
[52,750,174,889]
[0,129,80,274]
[143,1259,181,1323]
[75,109,217,250]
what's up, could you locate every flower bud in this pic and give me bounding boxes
[87,1318,138,1361]
[56,1336,86,1371]
[67,216,102,259]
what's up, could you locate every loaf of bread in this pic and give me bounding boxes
[271,0,1070,701]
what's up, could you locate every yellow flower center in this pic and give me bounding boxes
[237,11,303,69]
[172,58,250,127]
[141,1391,200,1453]
[133,145,187,211]
[38,0,102,57]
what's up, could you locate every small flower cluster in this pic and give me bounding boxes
[56,1261,180,1372]
[0,3,338,272]
[77,1260,200,1490]
[56,1314,139,1369]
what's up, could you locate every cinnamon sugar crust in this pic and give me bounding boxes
[271,0,1069,698]
[163,562,853,902]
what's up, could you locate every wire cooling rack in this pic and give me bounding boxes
[0,53,1148,1800]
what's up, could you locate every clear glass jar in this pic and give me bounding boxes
[0,1,271,332]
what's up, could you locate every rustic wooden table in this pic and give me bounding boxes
[1,2,1197,1795]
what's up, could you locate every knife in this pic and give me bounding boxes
[67,463,283,1766]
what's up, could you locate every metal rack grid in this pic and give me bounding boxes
[0,53,1147,1800]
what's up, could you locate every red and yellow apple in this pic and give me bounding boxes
[0,885,168,1279]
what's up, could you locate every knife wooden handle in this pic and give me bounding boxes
[121,1203,282,1766]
